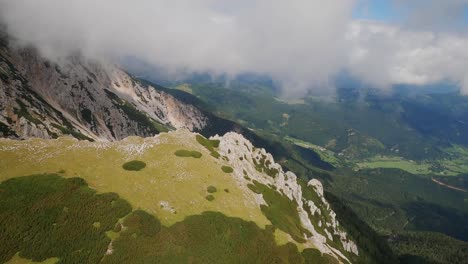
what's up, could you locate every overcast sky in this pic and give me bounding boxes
[1,0,467,95]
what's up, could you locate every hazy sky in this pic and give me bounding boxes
[1,0,467,95]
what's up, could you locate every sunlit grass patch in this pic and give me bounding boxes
[0,134,270,227]
[356,156,432,175]
[6,253,59,264]
[284,136,341,167]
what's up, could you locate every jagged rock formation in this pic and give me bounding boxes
[212,132,359,262]
[0,36,207,141]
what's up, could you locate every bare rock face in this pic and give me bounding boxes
[213,132,359,262]
[0,40,207,141]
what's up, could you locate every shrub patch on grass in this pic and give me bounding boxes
[302,248,339,264]
[174,149,202,158]
[249,181,311,243]
[122,160,146,171]
[253,154,279,178]
[221,166,234,173]
[207,186,217,193]
[196,135,221,158]
[205,195,215,201]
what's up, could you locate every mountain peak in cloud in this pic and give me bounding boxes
[1,0,467,95]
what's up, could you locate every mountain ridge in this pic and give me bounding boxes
[0,130,359,263]
[0,37,207,141]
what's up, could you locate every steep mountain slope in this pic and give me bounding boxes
[0,31,401,263]
[0,130,360,263]
[0,32,334,176]
[0,35,206,141]
[146,76,468,262]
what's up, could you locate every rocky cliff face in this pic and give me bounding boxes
[0,38,207,141]
[212,132,359,262]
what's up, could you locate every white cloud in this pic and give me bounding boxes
[0,0,467,95]
[0,0,354,96]
[347,20,468,93]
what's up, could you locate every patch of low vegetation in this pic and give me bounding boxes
[50,123,94,141]
[221,166,233,173]
[285,136,341,167]
[207,186,217,193]
[0,121,17,137]
[174,83,193,94]
[104,89,164,135]
[248,180,310,243]
[151,120,170,133]
[196,135,221,158]
[253,154,279,178]
[0,174,132,263]
[356,156,432,175]
[80,108,94,124]
[296,180,330,239]
[205,195,215,201]
[102,211,305,263]
[122,160,146,171]
[301,248,339,264]
[14,99,43,125]
[174,149,202,158]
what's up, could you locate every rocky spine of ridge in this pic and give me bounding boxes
[0,38,207,141]
[213,132,359,262]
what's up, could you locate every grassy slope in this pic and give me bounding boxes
[7,254,58,264]
[0,131,269,228]
[0,132,356,263]
[1,174,343,264]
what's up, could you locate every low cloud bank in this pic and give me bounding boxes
[1,0,467,95]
